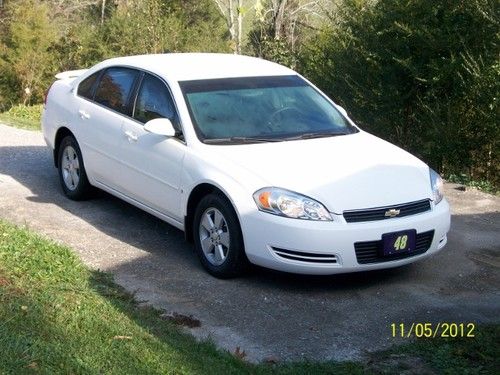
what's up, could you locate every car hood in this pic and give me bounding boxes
[207,131,432,213]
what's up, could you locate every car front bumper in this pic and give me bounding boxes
[240,199,450,275]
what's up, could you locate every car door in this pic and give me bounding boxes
[118,73,186,221]
[75,67,140,189]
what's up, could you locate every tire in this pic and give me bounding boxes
[57,135,91,200]
[193,193,248,278]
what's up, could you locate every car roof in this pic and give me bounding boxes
[96,53,296,82]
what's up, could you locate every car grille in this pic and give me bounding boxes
[343,199,431,223]
[271,247,337,264]
[354,230,434,264]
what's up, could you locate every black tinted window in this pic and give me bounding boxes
[77,71,101,99]
[134,74,175,124]
[94,68,138,115]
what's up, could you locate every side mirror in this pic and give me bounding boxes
[336,105,348,118]
[144,118,176,137]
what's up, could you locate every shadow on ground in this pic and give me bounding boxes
[0,145,413,287]
[1,144,499,362]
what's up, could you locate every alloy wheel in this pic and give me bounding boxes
[199,207,231,266]
[61,145,80,191]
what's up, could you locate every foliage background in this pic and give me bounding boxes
[0,0,229,107]
[299,0,499,187]
[0,0,498,187]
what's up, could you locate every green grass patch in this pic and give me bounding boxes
[0,220,497,374]
[0,221,363,374]
[0,104,42,130]
[404,325,499,374]
[369,326,499,374]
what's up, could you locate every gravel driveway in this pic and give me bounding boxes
[0,123,499,362]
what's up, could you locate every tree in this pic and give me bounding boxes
[300,0,499,186]
[212,0,245,53]
[98,0,229,56]
[0,0,230,109]
[0,0,57,105]
[249,0,323,67]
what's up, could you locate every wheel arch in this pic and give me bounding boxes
[53,127,75,168]
[184,182,241,243]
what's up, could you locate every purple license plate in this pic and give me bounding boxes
[382,230,417,256]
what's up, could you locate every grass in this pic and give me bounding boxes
[0,220,498,374]
[447,173,499,195]
[0,104,42,130]
[370,326,499,374]
[0,221,363,374]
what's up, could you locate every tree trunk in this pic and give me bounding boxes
[228,0,236,53]
[237,0,242,54]
[101,0,106,25]
[275,0,288,39]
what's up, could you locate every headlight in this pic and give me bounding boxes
[429,168,444,204]
[253,187,332,221]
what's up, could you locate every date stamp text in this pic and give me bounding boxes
[391,323,476,338]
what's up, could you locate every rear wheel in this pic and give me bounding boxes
[58,136,91,200]
[193,194,248,278]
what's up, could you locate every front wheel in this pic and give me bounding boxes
[193,194,248,278]
[58,135,91,200]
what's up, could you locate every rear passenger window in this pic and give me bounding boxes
[94,68,138,115]
[77,71,101,99]
[134,74,176,124]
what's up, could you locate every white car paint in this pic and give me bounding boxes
[205,132,432,212]
[42,53,450,275]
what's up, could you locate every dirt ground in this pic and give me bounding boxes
[0,123,499,362]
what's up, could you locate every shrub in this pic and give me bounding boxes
[300,0,499,187]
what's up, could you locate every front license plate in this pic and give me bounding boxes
[382,230,417,256]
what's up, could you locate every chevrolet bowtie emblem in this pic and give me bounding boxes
[384,208,401,218]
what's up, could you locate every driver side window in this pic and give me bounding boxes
[134,74,176,125]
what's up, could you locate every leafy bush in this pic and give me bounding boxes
[0,0,229,111]
[0,104,43,130]
[2,104,42,123]
[0,0,57,108]
[300,0,499,188]
[447,173,498,195]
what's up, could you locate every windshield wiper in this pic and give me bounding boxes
[283,132,348,141]
[204,136,283,144]
[203,132,348,144]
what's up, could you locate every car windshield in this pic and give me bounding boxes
[180,75,358,144]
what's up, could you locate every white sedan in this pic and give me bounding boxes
[42,53,450,278]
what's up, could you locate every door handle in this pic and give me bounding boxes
[78,109,90,119]
[124,130,138,142]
